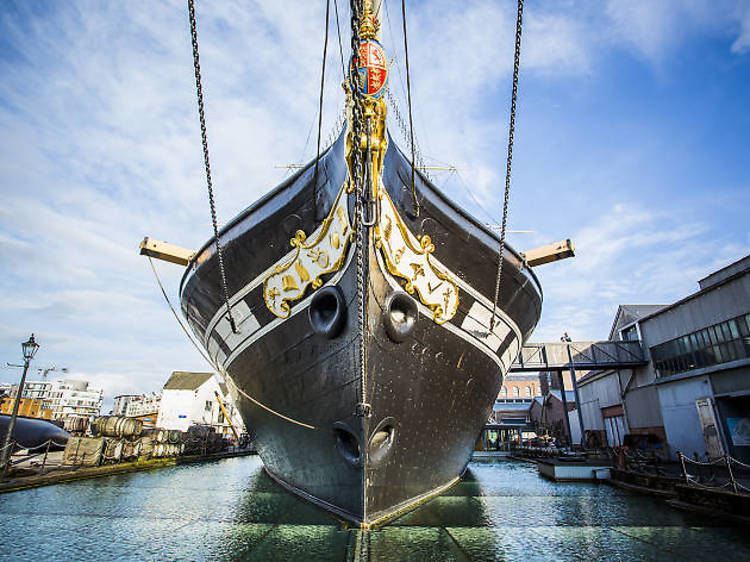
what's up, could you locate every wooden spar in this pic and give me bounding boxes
[520,239,575,267]
[214,390,240,440]
[139,237,195,266]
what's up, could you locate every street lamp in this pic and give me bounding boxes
[561,333,586,449]
[1,334,40,479]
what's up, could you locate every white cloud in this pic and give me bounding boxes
[731,7,750,53]
[532,202,746,342]
[0,1,747,406]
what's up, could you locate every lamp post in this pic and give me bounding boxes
[1,334,40,479]
[562,333,586,449]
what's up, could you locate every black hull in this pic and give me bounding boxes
[180,128,542,526]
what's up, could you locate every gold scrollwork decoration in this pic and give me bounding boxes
[262,182,352,318]
[374,188,460,324]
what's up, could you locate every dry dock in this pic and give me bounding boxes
[0,448,254,494]
[2,456,750,560]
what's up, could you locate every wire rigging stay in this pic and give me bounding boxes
[490,0,524,333]
[314,0,332,204]
[187,0,237,334]
[400,0,419,217]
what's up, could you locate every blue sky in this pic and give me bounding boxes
[1,0,748,404]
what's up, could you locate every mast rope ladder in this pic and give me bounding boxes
[490,0,524,333]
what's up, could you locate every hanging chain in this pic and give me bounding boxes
[188,0,237,333]
[350,0,370,418]
[490,0,524,333]
[400,0,419,217]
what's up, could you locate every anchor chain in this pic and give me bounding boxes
[490,0,524,333]
[350,0,371,418]
[188,0,237,333]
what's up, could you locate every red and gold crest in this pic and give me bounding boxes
[349,39,388,99]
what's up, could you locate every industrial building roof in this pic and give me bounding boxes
[608,304,667,339]
[163,371,213,391]
[493,401,533,413]
[547,390,577,405]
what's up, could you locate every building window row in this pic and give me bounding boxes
[500,385,535,397]
[651,312,750,378]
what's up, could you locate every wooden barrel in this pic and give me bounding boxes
[122,440,135,460]
[139,436,153,459]
[104,416,120,437]
[91,416,110,436]
[168,430,181,444]
[120,418,143,439]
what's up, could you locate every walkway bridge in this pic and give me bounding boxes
[510,340,647,372]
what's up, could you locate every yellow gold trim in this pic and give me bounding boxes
[262,182,352,318]
[374,188,460,324]
[361,476,461,530]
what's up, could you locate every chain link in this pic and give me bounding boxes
[188,0,237,333]
[349,0,370,417]
[490,0,524,333]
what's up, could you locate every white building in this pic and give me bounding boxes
[16,380,53,401]
[156,372,244,436]
[113,394,139,416]
[126,393,161,417]
[113,393,161,417]
[12,378,104,421]
[46,379,103,420]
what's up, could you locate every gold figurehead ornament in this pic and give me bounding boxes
[346,0,389,196]
[262,0,459,324]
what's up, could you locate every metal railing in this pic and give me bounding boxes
[678,451,750,494]
[1,439,59,478]
[511,340,647,372]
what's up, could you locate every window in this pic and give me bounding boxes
[605,415,627,447]
[205,400,212,412]
[513,387,520,397]
[501,387,507,397]
[651,312,750,378]
[524,386,531,397]
[621,325,639,341]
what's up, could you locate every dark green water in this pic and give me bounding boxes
[1,456,749,560]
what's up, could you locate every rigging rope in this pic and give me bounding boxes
[490,0,524,333]
[333,0,346,79]
[385,88,429,181]
[147,257,317,430]
[400,0,419,217]
[314,0,332,204]
[188,0,237,334]
[148,257,215,368]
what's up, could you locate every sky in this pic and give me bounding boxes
[1,0,749,406]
